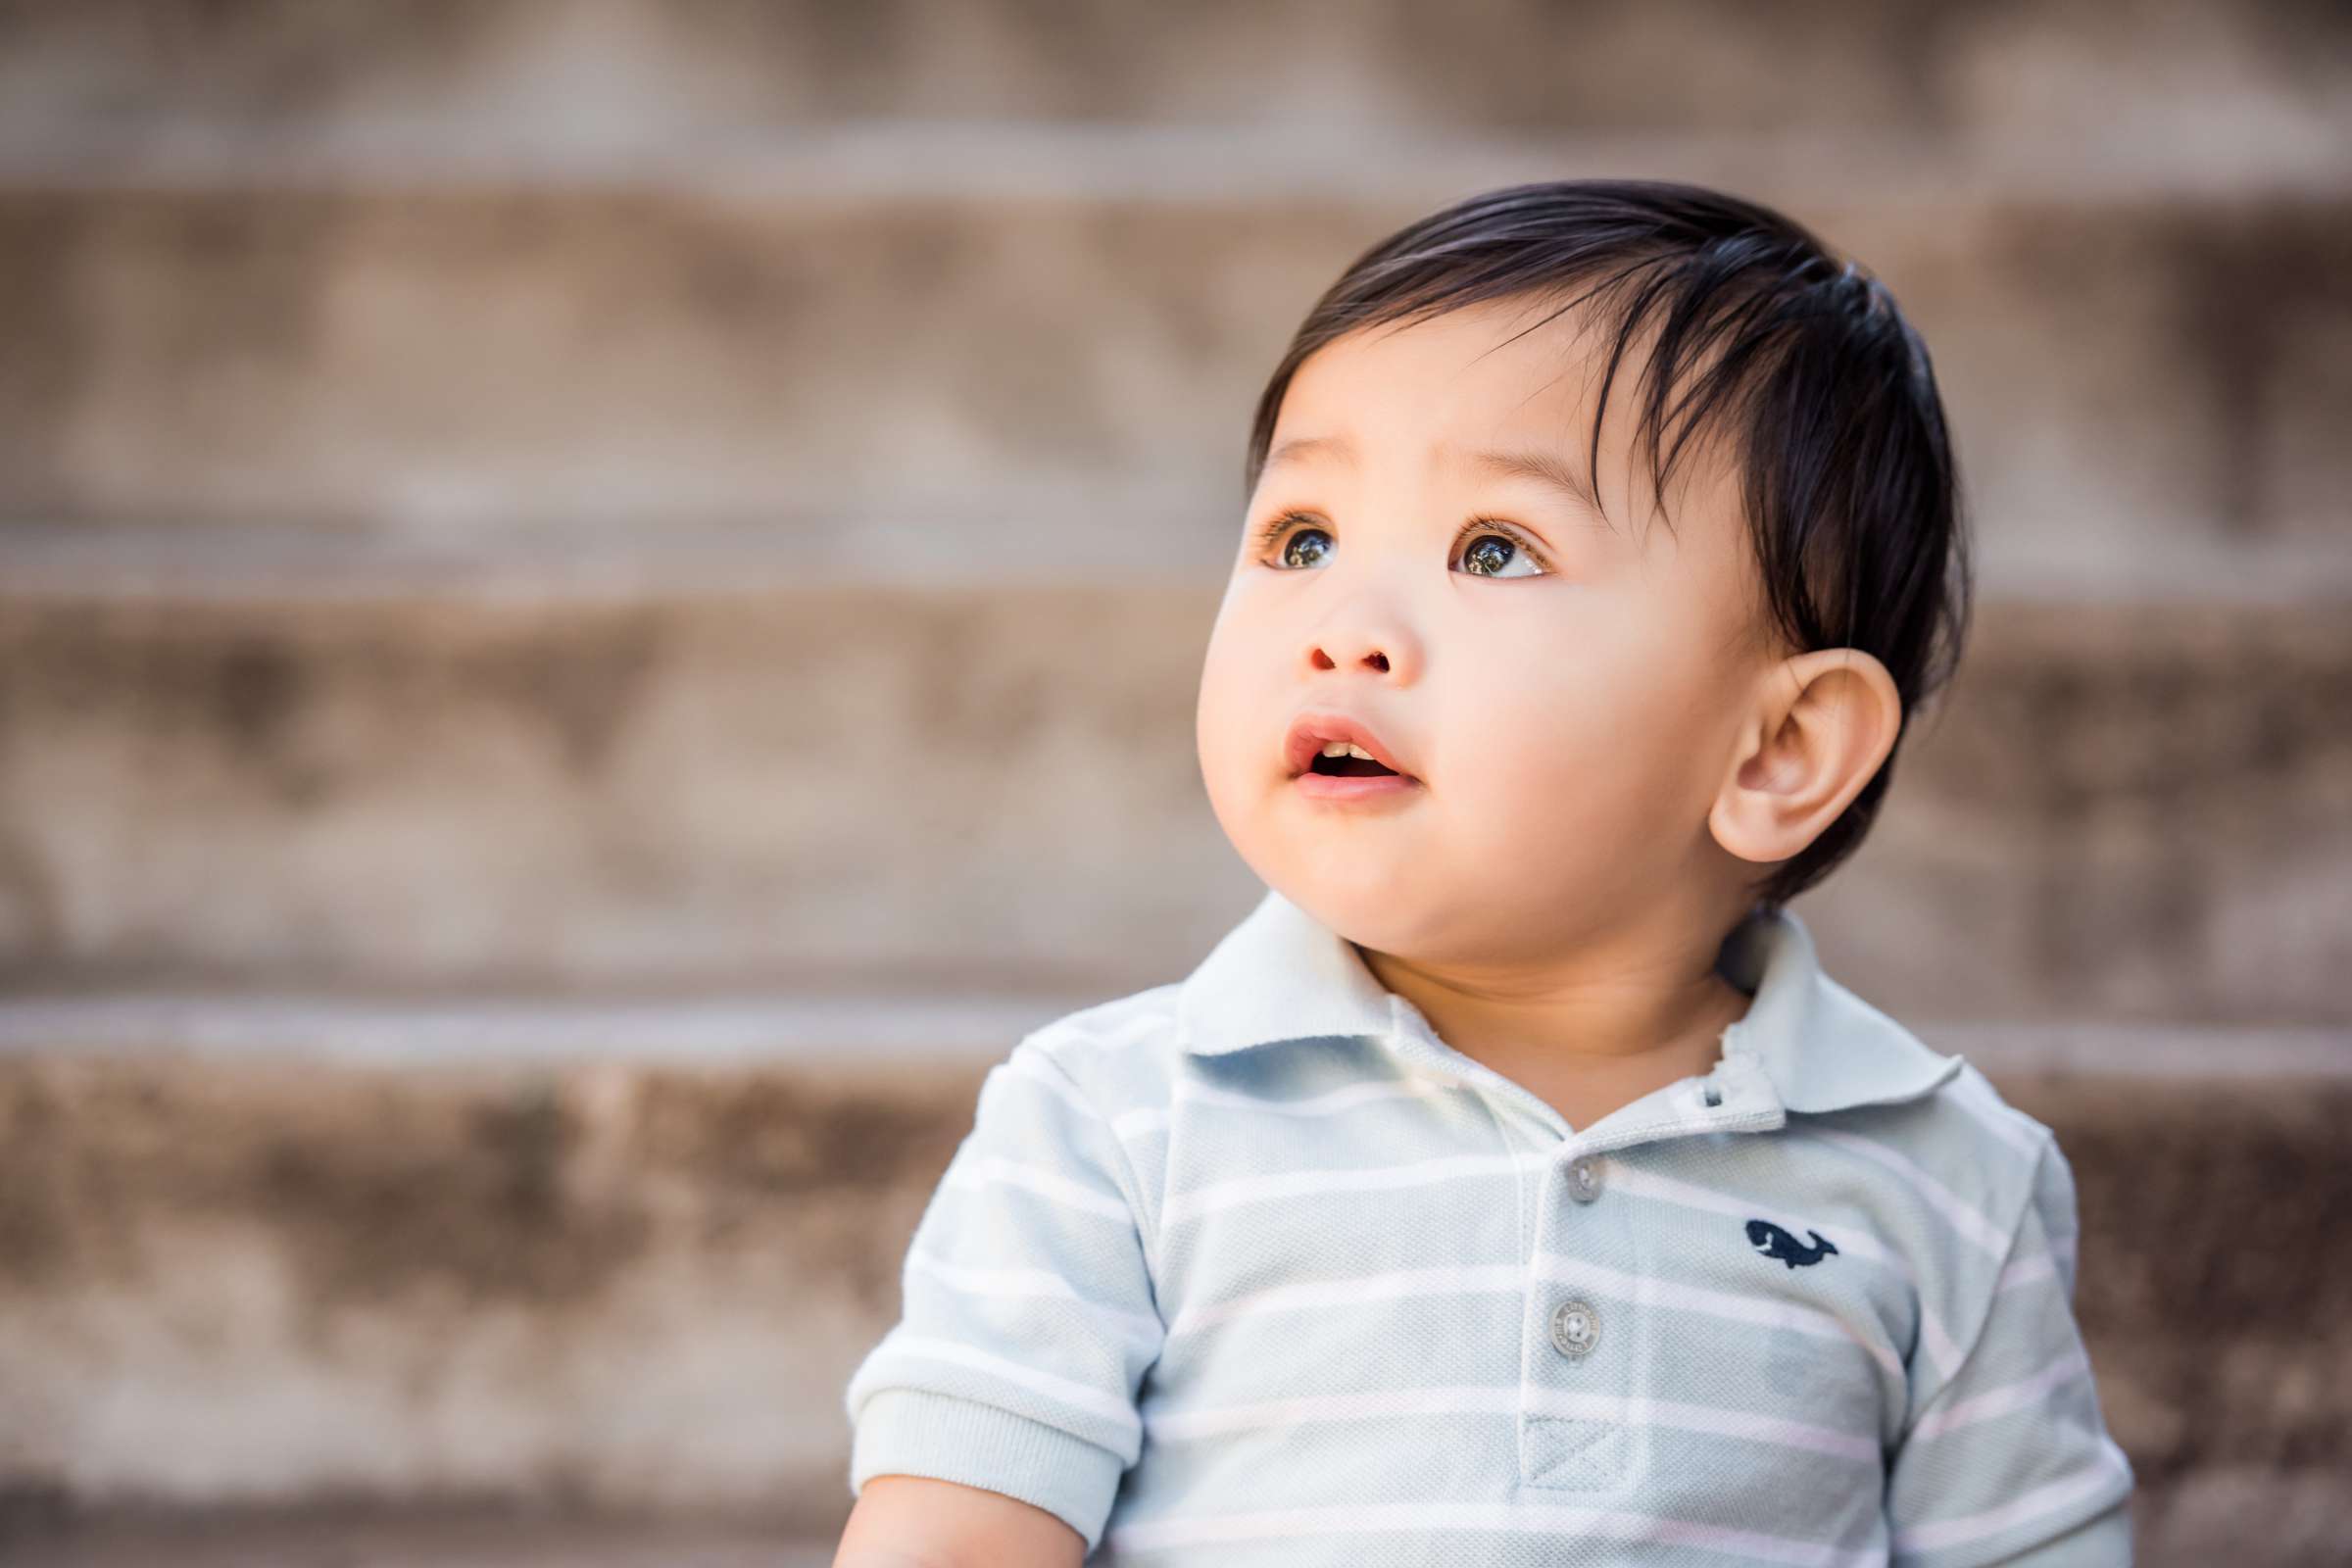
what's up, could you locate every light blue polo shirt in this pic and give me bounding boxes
[844,887,2134,1565]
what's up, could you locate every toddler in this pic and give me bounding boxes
[833,178,2133,1566]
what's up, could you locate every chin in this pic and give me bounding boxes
[1280,861,1422,942]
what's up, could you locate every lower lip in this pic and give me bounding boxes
[1292,770,1421,802]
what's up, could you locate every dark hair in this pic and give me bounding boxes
[1243,178,1973,914]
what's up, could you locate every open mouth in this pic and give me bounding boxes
[1308,753,1400,778]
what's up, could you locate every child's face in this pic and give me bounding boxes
[1196,294,1780,963]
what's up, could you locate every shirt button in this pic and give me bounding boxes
[1565,1155,1603,1203]
[1550,1297,1601,1360]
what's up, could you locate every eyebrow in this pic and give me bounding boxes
[1262,433,1608,526]
[1458,445,1604,518]
[1262,434,1361,473]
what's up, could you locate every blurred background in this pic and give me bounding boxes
[0,2,2346,1563]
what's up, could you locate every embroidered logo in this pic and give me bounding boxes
[1746,1218,1838,1268]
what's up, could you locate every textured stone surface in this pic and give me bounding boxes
[0,1502,836,1566]
[0,0,2344,159]
[0,1048,975,1524]
[2,595,2346,1022]
[2,187,2346,604]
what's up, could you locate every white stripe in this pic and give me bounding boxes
[998,1051,1163,1183]
[1596,1161,1904,1272]
[1184,1073,1463,1118]
[866,1332,1142,1436]
[1113,1104,1170,1138]
[903,1249,1164,1352]
[1167,1262,1524,1338]
[1161,1152,1522,1226]
[1908,1348,2091,1442]
[1571,1393,1878,1462]
[944,1155,1134,1222]
[1995,1249,2058,1294]
[1530,1253,1906,1382]
[1117,1073,1461,1140]
[1891,1449,2129,1554]
[1038,1009,1175,1057]
[1594,1159,1965,1375]
[2052,1228,2080,1279]
[1145,1384,1510,1440]
[1806,1128,2011,1258]
[1107,1500,1879,1566]
[1140,1384,1876,1462]
[998,1051,1103,1121]
[1941,1075,2047,1159]
[1168,1252,1902,1381]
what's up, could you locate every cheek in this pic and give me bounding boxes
[1437,610,1713,836]
[1194,613,1267,800]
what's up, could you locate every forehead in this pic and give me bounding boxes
[1270,294,1737,556]
[1278,295,1595,440]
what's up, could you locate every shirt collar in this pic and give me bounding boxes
[1174,887,1961,1116]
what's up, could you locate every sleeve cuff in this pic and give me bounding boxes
[849,1388,1128,1555]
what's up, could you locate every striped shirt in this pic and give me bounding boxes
[843,887,2135,1565]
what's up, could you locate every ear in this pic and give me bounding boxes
[1707,648,1902,867]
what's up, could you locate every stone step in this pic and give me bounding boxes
[3,185,2346,598]
[2,1508,835,1568]
[1,0,2343,174]
[0,1028,2345,1562]
[2,592,2345,1019]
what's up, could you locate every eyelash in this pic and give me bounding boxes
[1251,510,1555,575]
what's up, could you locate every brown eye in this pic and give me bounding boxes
[1255,512,1334,570]
[1453,521,1549,579]
[1278,527,1333,569]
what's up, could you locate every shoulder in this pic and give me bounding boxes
[1911,1057,2061,1172]
[1007,981,1188,1121]
[1793,1055,2068,1292]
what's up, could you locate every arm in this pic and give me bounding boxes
[832,1474,1086,1568]
[1885,1134,2135,1566]
[837,1031,1165,1564]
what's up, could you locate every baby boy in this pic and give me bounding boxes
[834,178,2134,1566]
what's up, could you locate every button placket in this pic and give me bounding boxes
[1523,1141,1638,1492]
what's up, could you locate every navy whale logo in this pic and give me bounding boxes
[1746,1219,1838,1268]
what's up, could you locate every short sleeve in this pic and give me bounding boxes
[843,1032,1165,1555]
[1886,1133,2135,1565]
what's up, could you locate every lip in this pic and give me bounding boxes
[1283,710,1419,784]
[1292,768,1420,803]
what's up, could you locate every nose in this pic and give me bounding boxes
[1305,615,1420,683]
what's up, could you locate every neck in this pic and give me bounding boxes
[1354,915,1757,1124]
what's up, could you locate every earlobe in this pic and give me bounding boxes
[1708,649,1901,865]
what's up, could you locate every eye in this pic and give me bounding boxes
[1253,510,1334,570]
[1452,518,1551,579]
[1250,512,1553,577]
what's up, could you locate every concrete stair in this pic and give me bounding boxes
[2,2,2347,1564]
[2,594,2346,1021]
[5,1505,837,1567]
[2,185,2346,600]
[0,1,2344,166]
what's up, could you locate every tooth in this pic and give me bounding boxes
[1317,742,1381,762]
